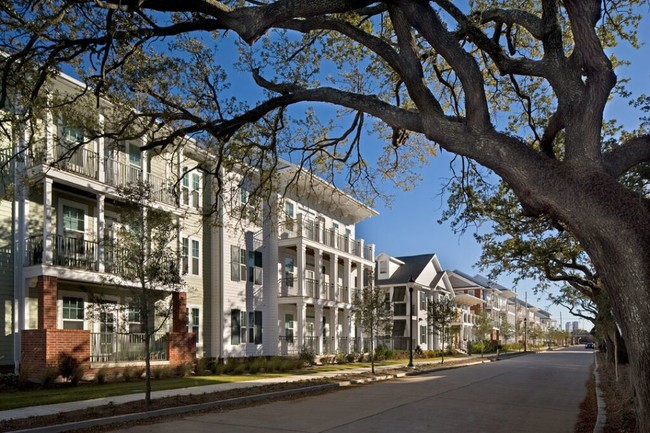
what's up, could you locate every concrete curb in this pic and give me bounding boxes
[5,352,532,433]
[592,353,607,433]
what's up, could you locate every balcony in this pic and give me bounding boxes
[91,332,168,363]
[24,234,149,280]
[26,234,98,271]
[279,215,374,261]
[27,147,176,206]
[278,277,351,303]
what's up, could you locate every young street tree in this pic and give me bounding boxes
[474,311,494,358]
[2,1,650,428]
[94,182,184,405]
[353,273,392,374]
[499,312,514,346]
[426,296,457,364]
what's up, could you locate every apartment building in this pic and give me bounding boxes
[447,270,517,342]
[0,74,205,376]
[0,71,381,375]
[210,164,377,359]
[375,253,458,351]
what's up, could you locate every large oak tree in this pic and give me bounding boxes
[1,1,649,429]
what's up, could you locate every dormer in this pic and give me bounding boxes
[376,252,405,280]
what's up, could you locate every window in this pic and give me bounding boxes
[128,305,143,333]
[379,260,388,275]
[284,257,294,287]
[181,167,190,206]
[253,251,263,285]
[182,238,189,274]
[63,205,85,235]
[62,296,84,329]
[284,314,294,342]
[393,286,407,316]
[230,246,248,281]
[191,172,201,208]
[61,205,85,256]
[420,291,427,310]
[253,311,262,344]
[191,239,200,275]
[188,307,200,343]
[128,143,142,167]
[392,319,406,337]
[284,201,294,218]
[231,309,241,345]
[60,126,84,166]
[420,325,427,344]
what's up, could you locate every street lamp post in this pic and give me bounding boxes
[407,276,415,368]
[524,317,528,352]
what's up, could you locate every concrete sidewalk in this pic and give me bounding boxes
[0,352,523,424]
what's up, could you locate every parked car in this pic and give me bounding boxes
[585,342,594,349]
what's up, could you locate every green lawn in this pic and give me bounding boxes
[0,357,451,411]
[0,375,264,410]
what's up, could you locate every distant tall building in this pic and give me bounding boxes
[565,322,571,332]
[572,321,579,331]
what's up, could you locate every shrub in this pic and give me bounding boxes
[374,345,388,361]
[336,352,348,364]
[299,347,316,366]
[266,357,282,372]
[70,365,85,386]
[58,356,78,383]
[0,373,18,390]
[224,358,239,374]
[248,358,266,374]
[210,362,225,375]
[152,366,172,379]
[177,362,192,377]
[195,357,210,375]
[96,367,108,384]
[122,366,136,382]
[346,353,356,363]
[233,363,247,375]
[41,366,58,388]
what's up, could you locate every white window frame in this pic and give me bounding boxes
[58,290,88,330]
[182,235,200,276]
[187,304,201,345]
[92,295,121,333]
[58,198,90,240]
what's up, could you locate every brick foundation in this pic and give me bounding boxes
[36,276,58,330]
[168,332,196,366]
[21,329,90,380]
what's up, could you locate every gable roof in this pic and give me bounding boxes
[377,254,434,286]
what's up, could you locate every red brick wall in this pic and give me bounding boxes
[21,329,90,380]
[168,332,196,365]
[37,276,58,330]
[172,292,188,333]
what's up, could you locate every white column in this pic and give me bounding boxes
[316,249,323,299]
[141,135,149,183]
[97,112,105,183]
[43,177,53,265]
[262,195,279,356]
[331,253,338,301]
[14,121,26,372]
[297,301,306,350]
[330,307,338,353]
[342,308,351,353]
[297,244,305,297]
[343,258,351,303]
[96,194,105,272]
[45,94,54,164]
[315,304,323,355]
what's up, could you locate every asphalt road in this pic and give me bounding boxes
[110,347,594,433]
